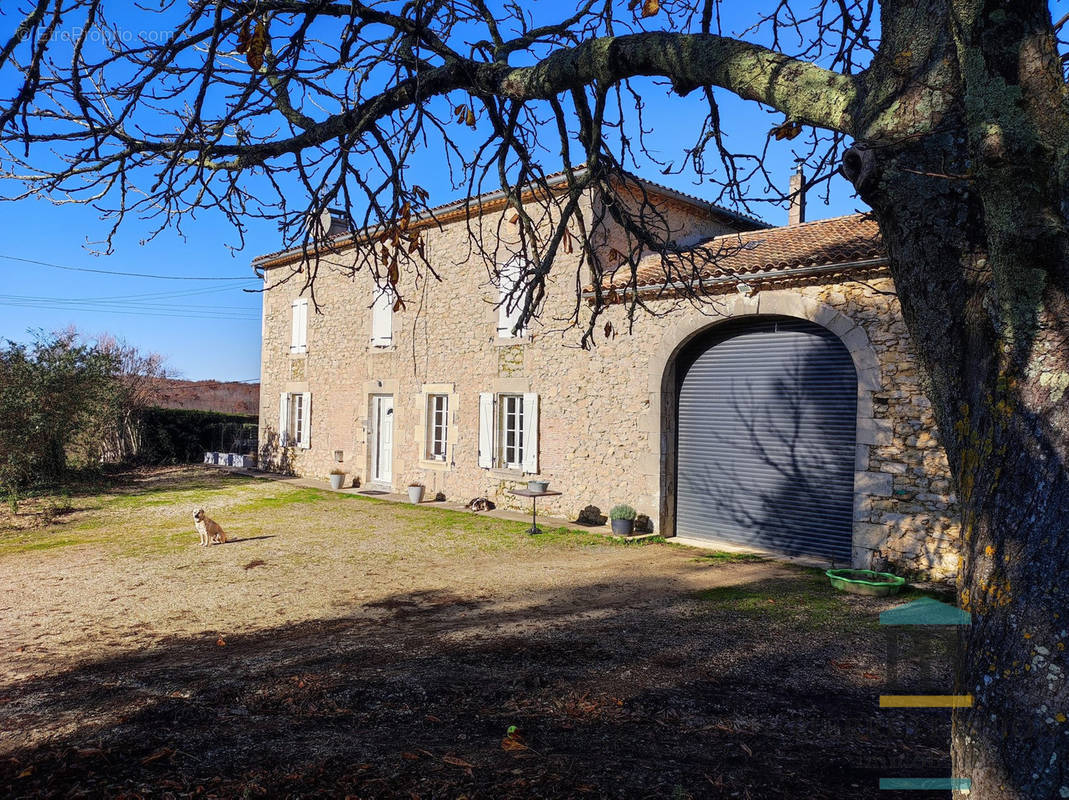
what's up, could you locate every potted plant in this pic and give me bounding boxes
[609,504,637,536]
[329,469,346,490]
[407,482,425,503]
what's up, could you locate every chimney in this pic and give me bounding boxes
[306,207,351,240]
[788,163,806,225]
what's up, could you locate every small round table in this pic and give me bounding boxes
[507,488,563,535]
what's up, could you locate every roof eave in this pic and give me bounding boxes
[251,169,766,270]
[583,256,891,300]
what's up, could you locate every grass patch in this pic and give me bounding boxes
[231,487,331,512]
[0,534,88,555]
[1,466,670,564]
[103,484,246,509]
[349,495,624,553]
[695,570,872,631]
[529,526,610,547]
[619,534,666,546]
[115,528,188,558]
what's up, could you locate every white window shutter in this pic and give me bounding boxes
[291,299,308,352]
[497,259,524,338]
[278,393,290,447]
[298,299,308,350]
[478,392,494,469]
[290,301,300,351]
[522,392,539,474]
[371,289,393,346]
[298,392,311,449]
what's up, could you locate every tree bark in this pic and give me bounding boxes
[845,2,1069,796]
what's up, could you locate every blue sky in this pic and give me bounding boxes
[0,2,896,381]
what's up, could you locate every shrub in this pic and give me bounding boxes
[609,504,637,521]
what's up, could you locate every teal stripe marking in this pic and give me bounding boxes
[880,778,972,791]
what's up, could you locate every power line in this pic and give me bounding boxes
[84,285,262,302]
[0,292,257,311]
[0,253,258,281]
[0,299,260,321]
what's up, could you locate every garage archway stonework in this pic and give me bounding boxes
[637,291,891,567]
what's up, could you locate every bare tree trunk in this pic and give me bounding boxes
[847,33,1069,800]
[841,1,1069,793]
[867,162,1069,798]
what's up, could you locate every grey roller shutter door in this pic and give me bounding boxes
[676,318,857,561]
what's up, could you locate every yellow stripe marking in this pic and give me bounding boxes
[879,695,973,708]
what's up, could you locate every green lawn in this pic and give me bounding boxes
[0,465,644,558]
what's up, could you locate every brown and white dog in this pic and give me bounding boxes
[193,509,227,546]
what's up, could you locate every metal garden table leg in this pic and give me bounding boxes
[528,495,540,535]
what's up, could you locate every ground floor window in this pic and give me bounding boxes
[498,394,524,469]
[279,391,311,449]
[426,393,449,461]
[478,392,539,473]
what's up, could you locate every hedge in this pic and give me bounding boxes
[137,407,258,465]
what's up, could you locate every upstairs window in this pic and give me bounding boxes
[290,298,308,353]
[371,287,393,347]
[425,394,449,461]
[497,258,525,339]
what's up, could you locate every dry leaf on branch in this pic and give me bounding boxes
[236,19,251,54]
[770,120,803,140]
[246,20,267,71]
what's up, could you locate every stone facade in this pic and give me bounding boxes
[256,184,961,581]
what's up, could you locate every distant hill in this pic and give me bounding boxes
[147,378,259,416]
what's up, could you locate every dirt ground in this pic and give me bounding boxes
[0,466,953,798]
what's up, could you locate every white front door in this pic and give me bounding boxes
[370,395,394,483]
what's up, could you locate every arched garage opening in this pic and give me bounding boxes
[673,316,857,562]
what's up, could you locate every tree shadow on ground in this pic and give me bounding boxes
[1,571,954,799]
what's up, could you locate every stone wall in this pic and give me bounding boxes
[257,197,961,582]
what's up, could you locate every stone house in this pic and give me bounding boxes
[253,171,961,581]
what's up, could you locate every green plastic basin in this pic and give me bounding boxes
[826,568,906,596]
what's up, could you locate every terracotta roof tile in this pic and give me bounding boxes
[599,213,883,292]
